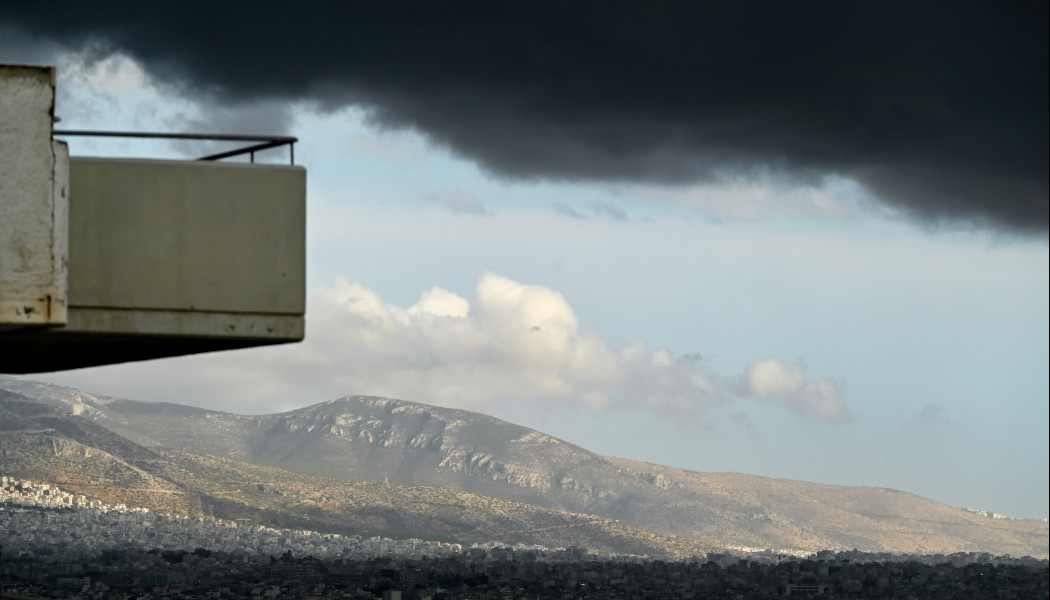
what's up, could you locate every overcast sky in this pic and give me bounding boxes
[2,2,1047,519]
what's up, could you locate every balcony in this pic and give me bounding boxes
[1,65,306,373]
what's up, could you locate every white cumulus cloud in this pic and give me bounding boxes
[34,273,848,424]
[738,358,850,422]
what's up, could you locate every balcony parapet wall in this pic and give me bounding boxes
[67,157,305,319]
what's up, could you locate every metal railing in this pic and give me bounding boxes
[52,130,298,165]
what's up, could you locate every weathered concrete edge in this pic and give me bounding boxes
[63,307,304,340]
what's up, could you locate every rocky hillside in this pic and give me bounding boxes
[0,388,710,557]
[2,377,1047,557]
[0,389,196,513]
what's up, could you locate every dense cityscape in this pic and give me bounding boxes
[3,477,1047,599]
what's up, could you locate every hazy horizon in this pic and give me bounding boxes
[4,374,1046,523]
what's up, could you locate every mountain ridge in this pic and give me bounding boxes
[0,387,712,557]
[1,376,1046,557]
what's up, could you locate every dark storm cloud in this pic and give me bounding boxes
[3,1,1046,233]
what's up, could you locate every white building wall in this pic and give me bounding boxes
[0,65,69,327]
